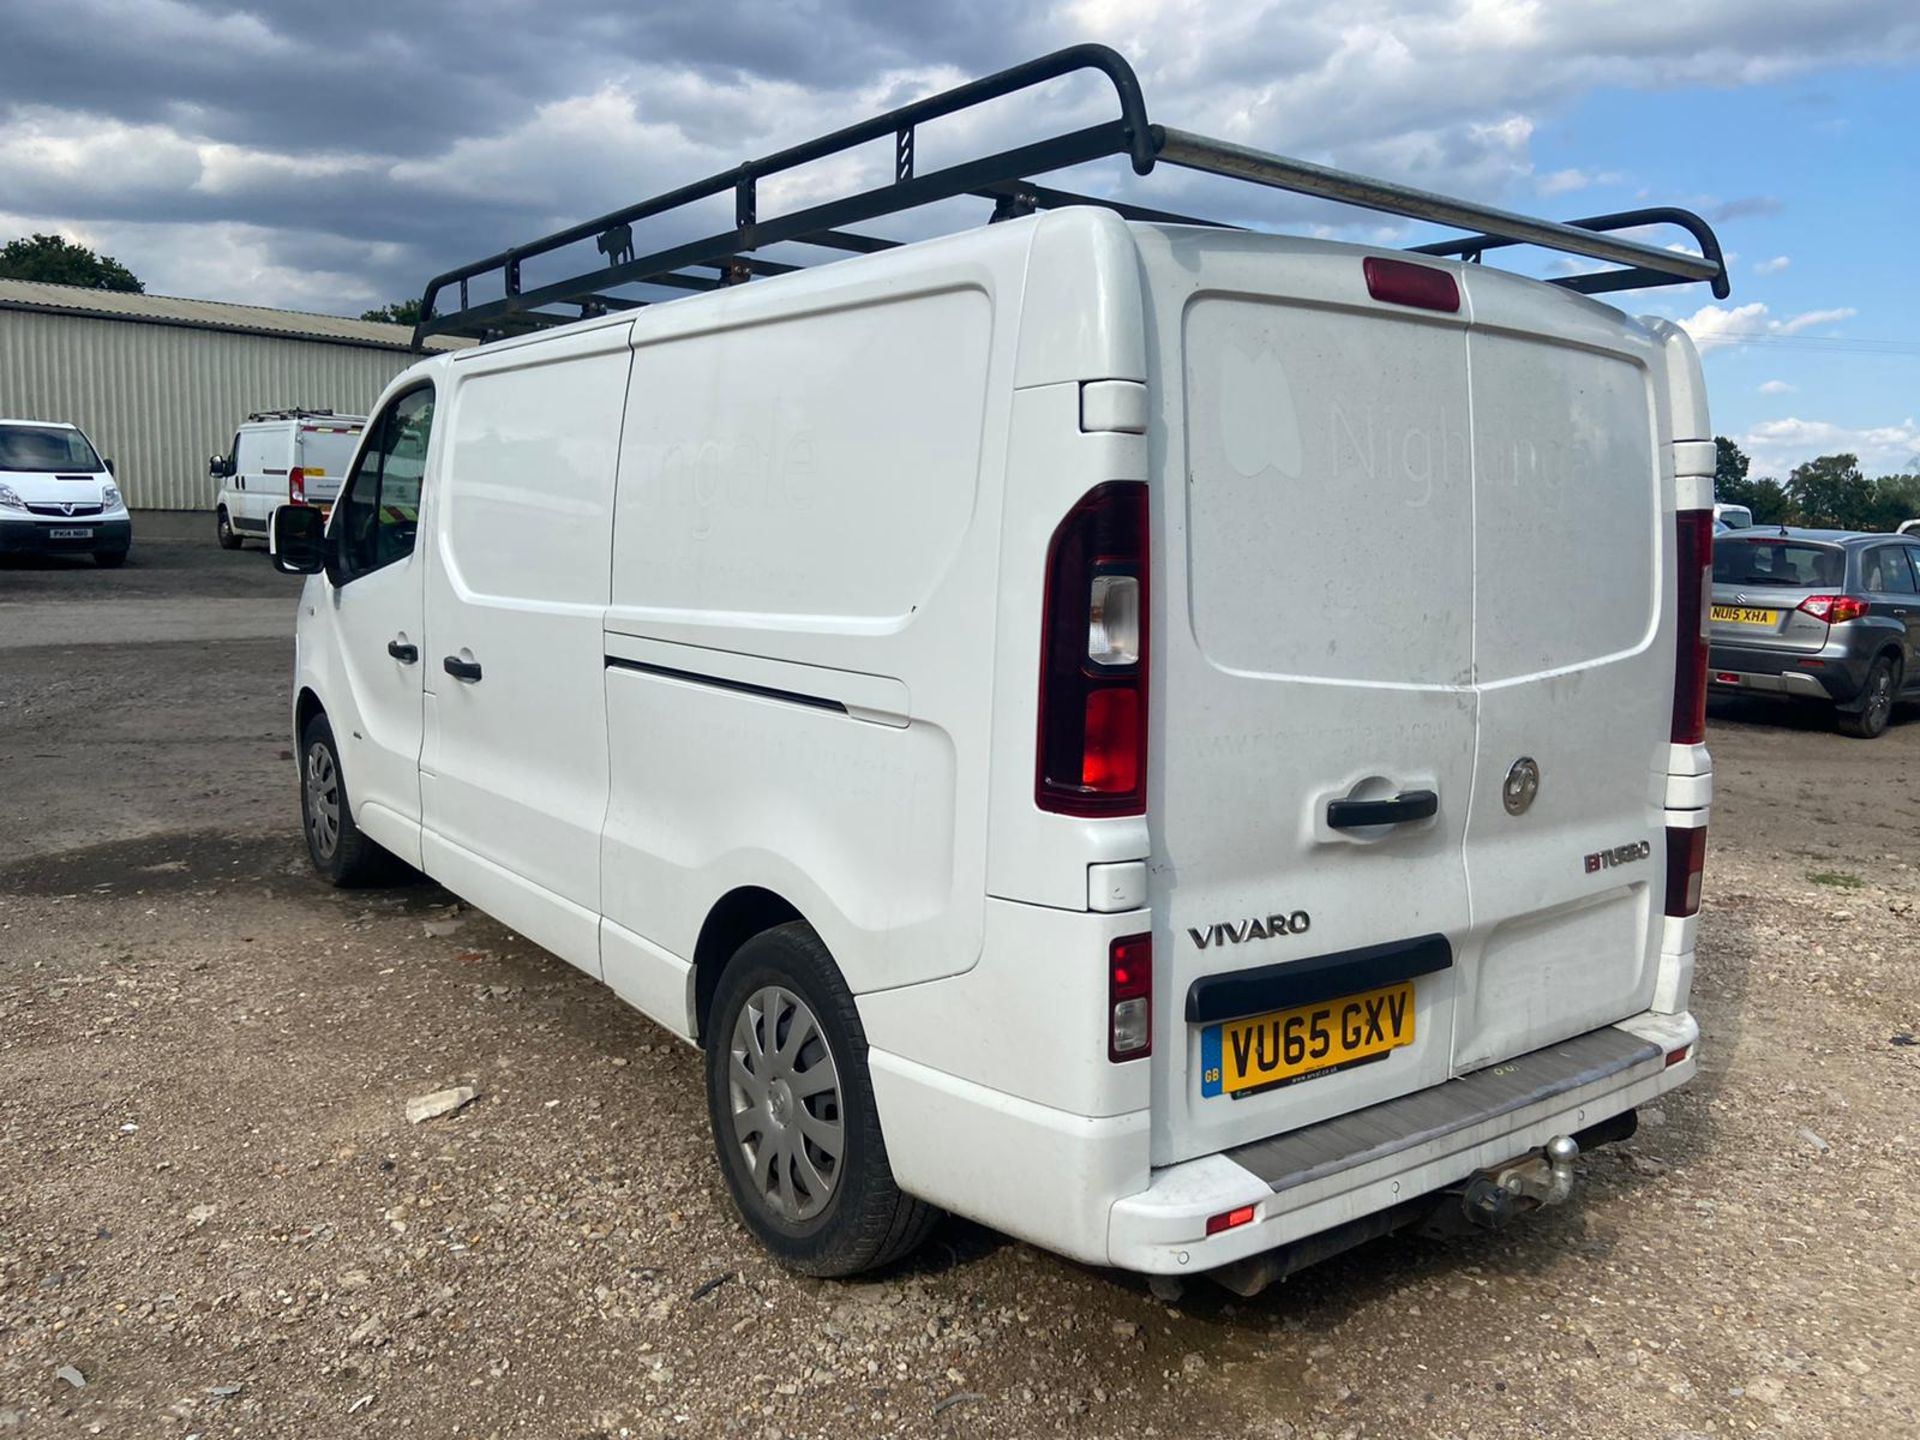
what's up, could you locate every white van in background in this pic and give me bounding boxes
[212,410,364,550]
[270,47,1723,1291]
[1714,502,1754,530]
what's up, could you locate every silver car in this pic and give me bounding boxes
[1708,528,1920,738]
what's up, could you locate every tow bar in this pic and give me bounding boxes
[1458,1134,1580,1231]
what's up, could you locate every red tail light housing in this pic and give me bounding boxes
[1363,256,1461,313]
[1796,594,1868,624]
[1665,824,1707,917]
[1108,933,1152,1062]
[289,466,307,505]
[1671,509,1713,744]
[1037,482,1149,817]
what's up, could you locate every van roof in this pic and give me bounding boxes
[415,44,1730,349]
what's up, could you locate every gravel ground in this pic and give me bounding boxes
[2,517,1916,1438]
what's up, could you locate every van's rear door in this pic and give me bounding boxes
[296,423,363,506]
[1143,232,1477,1165]
[1449,272,1668,1074]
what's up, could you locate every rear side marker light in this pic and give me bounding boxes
[1672,509,1713,745]
[1206,1204,1257,1236]
[1363,256,1460,313]
[1108,933,1152,1062]
[1665,825,1708,917]
[1665,1046,1692,1068]
[1797,594,1868,624]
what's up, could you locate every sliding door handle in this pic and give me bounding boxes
[1327,789,1438,830]
[443,655,483,683]
[387,639,418,664]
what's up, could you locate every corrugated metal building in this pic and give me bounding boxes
[0,280,465,510]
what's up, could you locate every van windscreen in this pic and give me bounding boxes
[1712,540,1845,588]
[0,424,103,472]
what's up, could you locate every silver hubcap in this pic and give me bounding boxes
[728,986,844,1222]
[1868,671,1893,727]
[305,742,340,859]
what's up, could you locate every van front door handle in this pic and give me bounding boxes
[1327,789,1438,830]
[387,639,418,664]
[443,655,483,683]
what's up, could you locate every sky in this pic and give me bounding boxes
[1,0,1916,477]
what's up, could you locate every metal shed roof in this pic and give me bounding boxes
[0,278,469,353]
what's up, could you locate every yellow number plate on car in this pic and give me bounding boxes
[1710,605,1778,626]
[1200,981,1415,1097]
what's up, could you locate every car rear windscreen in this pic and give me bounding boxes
[0,424,103,472]
[1712,539,1845,588]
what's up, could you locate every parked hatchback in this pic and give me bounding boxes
[1708,528,1920,737]
[0,419,132,566]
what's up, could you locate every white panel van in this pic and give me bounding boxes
[212,410,365,550]
[271,47,1722,1290]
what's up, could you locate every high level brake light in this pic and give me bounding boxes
[289,466,307,505]
[1671,509,1713,745]
[1037,482,1149,816]
[1796,594,1868,624]
[1364,256,1461,313]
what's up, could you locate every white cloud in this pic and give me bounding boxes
[1758,379,1794,395]
[1677,302,1858,354]
[1742,417,1920,476]
[1753,254,1791,275]
[1536,166,1624,196]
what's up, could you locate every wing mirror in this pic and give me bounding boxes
[208,454,229,477]
[271,503,328,575]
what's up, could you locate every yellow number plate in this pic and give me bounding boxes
[1201,981,1415,1097]
[1710,604,1779,626]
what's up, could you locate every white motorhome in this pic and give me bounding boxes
[271,47,1722,1290]
[212,409,364,550]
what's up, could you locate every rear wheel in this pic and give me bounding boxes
[299,712,404,885]
[1837,656,1898,739]
[705,922,939,1276]
[216,506,242,550]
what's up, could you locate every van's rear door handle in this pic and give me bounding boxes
[387,639,418,664]
[443,655,483,682]
[1327,789,1438,830]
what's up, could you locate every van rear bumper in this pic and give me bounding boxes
[1107,1010,1697,1275]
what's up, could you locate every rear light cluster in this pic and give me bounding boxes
[289,466,307,505]
[1665,824,1708,918]
[1671,509,1713,745]
[1037,483,1149,816]
[1108,934,1152,1062]
[1797,594,1868,624]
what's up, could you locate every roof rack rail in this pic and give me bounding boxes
[413,43,1728,347]
[245,407,350,423]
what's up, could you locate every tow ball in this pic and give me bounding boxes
[1458,1135,1580,1231]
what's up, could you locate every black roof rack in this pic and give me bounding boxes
[245,407,360,423]
[413,44,1729,348]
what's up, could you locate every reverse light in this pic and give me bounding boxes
[1206,1204,1257,1236]
[289,466,307,505]
[1108,933,1152,1062]
[1796,594,1868,624]
[1665,824,1708,918]
[1037,483,1149,817]
[1363,256,1461,313]
[1672,509,1713,745]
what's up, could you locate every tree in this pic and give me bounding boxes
[360,298,422,325]
[1713,436,1750,496]
[0,232,143,292]
[1743,477,1793,525]
[1867,472,1920,531]
[1785,453,1875,530]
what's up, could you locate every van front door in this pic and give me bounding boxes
[320,385,434,867]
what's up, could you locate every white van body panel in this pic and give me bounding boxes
[220,415,363,540]
[288,206,1709,1276]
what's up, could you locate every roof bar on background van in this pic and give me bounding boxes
[412,43,1730,346]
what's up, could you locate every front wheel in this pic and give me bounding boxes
[705,923,940,1276]
[1837,656,1898,739]
[216,507,242,550]
[299,713,403,885]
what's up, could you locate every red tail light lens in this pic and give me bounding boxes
[1363,256,1460,313]
[289,466,307,505]
[1665,824,1708,917]
[1796,594,1868,624]
[1108,932,1152,1062]
[1672,509,1713,744]
[1037,482,1149,817]
[1206,1204,1257,1236]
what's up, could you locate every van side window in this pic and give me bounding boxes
[336,386,435,581]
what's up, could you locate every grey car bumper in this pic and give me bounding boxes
[1708,639,1872,704]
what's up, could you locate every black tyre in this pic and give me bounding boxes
[298,712,404,886]
[216,507,243,550]
[705,922,940,1276]
[1837,655,1898,739]
[94,549,128,568]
